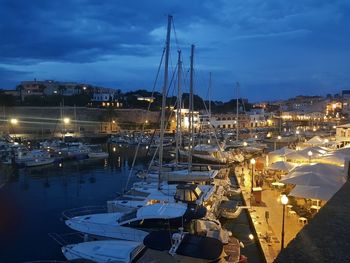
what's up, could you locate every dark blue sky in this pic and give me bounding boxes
[0,0,349,101]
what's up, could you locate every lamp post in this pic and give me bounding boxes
[62,117,70,140]
[280,194,289,250]
[296,130,300,142]
[9,118,18,138]
[250,158,256,194]
[308,150,313,163]
[274,135,281,151]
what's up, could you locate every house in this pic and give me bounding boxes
[335,123,350,144]
[90,91,122,108]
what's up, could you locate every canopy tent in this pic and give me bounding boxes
[281,171,343,187]
[268,161,296,172]
[267,147,295,165]
[316,152,345,166]
[285,146,329,163]
[269,147,295,156]
[305,136,325,146]
[289,185,340,201]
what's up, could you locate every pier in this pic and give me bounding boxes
[235,164,306,263]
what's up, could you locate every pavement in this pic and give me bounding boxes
[235,164,306,263]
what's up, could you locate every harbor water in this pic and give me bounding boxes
[0,145,264,262]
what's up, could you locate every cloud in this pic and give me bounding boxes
[0,0,349,100]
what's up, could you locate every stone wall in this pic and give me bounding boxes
[0,106,160,135]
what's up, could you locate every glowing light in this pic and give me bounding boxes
[277,135,281,140]
[308,151,313,157]
[113,147,116,152]
[248,234,254,240]
[281,194,289,205]
[243,141,248,147]
[63,117,70,124]
[10,118,18,125]
[250,158,256,165]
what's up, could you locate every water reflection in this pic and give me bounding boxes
[0,144,148,262]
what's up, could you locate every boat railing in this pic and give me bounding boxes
[22,261,66,263]
[62,205,108,219]
[48,232,86,247]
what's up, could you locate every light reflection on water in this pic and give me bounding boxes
[0,144,263,263]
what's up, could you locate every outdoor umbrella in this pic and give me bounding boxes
[289,184,342,201]
[268,161,296,172]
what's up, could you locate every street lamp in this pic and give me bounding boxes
[280,194,289,250]
[63,117,70,124]
[296,130,300,142]
[10,118,18,125]
[250,158,256,193]
[308,150,313,163]
[9,118,19,138]
[62,117,70,140]
[243,141,248,147]
[274,135,281,151]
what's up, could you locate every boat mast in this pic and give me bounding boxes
[175,50,182,166]
[208,72,212,142]
[236,82,240,142]
[188,44,195,172]
[158,15,172,189]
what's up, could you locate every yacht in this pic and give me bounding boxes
[61,229,232,263]
[64,203,206,242]
[62,239,144,263]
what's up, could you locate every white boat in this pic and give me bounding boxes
[62,239,144,263]
[15,149,55,167]
[137,230,227,263]
[65,202,206,242]
[219,200,246,219]
[86,144,109,159]
[107,183,215,212]
[24,157,55,167]
[62,229,233,263]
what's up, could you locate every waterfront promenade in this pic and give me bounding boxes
[235,164,306,263]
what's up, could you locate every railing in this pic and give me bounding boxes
[62,205,108,219]
[48,232,85,246]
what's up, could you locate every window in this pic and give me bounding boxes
[118,209,137,223]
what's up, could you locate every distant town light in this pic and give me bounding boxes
[243,141,248,147]
[296,130,300,135]
[277,135,281,140]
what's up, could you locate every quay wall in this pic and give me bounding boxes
[0,106,160,135]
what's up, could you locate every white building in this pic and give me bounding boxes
[336,123,350,144]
